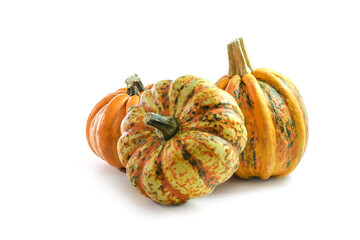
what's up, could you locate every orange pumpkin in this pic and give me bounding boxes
[216,38,308,180]
[86,74,153,168]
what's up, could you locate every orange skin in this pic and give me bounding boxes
[216,69,308,179]
[86,84,153,168]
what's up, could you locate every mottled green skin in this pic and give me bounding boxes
[118,75,248,204]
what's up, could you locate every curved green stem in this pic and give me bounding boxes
[143,113,179,140]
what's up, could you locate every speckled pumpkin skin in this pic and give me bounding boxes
[86,84,153,168]
[216,68,308,180]
[118,75,247,205]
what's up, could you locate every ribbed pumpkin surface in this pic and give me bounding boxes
[86,76,153,168]
[118,75,247,205]
[216,38,308,180]
[217,69,308,179]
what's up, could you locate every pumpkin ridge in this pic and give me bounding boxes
[179,87,240,123]
[157,136,210,200]
[223,77,257,179]
[177,88,216,121]
[120,105,152,134]
[238,74,276,179]
[173,80,209,117]
[90,105,108,159]
[118,130,156,167]
[233,78,262,178]
[86,92,119,157]
[170,76,213,117]
[180,107,245,149]
[278,78,309,146]
[127,136,162,197]
[151,80,173,116]
[179,131,239,191]
[109,97,141,166]
[173,137,213,191]
[158,142,189,203]
[140,80,173,116]
[215,75,231,90]
[142,139,189,204]
[263,68,297,88]
[98,94,130,168]
[253,69,307,176]
[125,95,140,112]
[258,80,297,176]
[225,75,241,94]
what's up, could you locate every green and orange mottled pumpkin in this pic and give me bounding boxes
[118,75,247,205]
[216,38,308,180]
[86,75,153,168]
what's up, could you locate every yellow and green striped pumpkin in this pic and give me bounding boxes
[216,38,308,180]
[118,75,247,205]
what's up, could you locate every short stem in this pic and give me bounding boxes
[227,37,254,77]
[125,74,146,96]
[143,113,179,140]
[126,85,139,96]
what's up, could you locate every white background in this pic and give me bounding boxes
[1,0,359,239]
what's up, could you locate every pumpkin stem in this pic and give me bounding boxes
[143,113,179,140]
[227,37,254,77]
[125,74,146,96]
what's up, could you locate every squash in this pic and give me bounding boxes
[216,38,308,180]
[118,75,247,205]
[86,74,153,168]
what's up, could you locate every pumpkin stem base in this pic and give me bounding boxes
[125,74,146,96]
[143,113,179,140]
